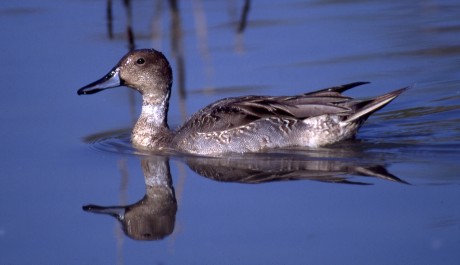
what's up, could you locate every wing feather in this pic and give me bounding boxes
[176,82,404,135]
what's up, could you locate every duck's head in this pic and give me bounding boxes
[77,49,172,99]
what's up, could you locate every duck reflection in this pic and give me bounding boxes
[83,156,177,241]
[83,150,406,241]
[184,151,407,185]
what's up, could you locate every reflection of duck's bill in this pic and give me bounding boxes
[82,204,125,220]
[77,67,122,95]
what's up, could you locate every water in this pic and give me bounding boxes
[1,0,460,264]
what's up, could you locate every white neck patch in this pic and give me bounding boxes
[140,103,167,126]
[142,104,158,116]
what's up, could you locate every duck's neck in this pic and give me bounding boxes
[132,93,173,149]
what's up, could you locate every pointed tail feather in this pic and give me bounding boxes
[304,82,370,96]
[344,86,407,124]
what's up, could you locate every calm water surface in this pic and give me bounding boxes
[1,0,460,264]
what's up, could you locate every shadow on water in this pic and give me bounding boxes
[82,151,406,241]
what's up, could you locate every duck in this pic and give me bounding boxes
[77,49,406,155]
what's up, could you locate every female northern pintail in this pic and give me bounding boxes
[78,49,406,155]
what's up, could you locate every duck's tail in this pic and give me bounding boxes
[344,86,407,124]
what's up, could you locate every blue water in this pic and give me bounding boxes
[1,0,459,264]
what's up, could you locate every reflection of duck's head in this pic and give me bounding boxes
[84,156,177,241]
[123,191,177,241]
[83,188,177,241]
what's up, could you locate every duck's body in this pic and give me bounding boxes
[78,49,405,155]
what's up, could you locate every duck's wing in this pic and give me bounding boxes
[291,82,407,124]
[179,92,353,134]
[177,82,406,134]
[177,97,284,133]
[258,82,371,118]
[232,82,376,120]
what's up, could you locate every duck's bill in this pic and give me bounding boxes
[77,68,122,95]
[82,204,125,220]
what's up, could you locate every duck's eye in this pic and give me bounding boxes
[136,58,145,65]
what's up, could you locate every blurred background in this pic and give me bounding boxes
[1,0,460,264]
